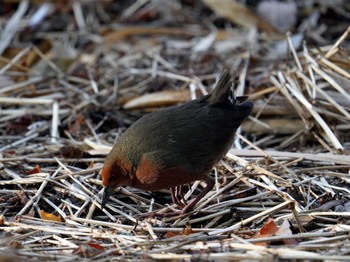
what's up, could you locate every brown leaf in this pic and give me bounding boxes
[165,224,195,238]
[254,218,278,246]
[123,89,191,109]
[254,218,298,246]
[40,210,62,222]
[86,242,104,251]
[259,217,279,235]
[183,224,195,235]
[164,231,181,238]
[26,165,42,175]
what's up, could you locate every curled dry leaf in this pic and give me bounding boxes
[26,165,41,175]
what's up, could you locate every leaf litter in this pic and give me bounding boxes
[0,0,350,261]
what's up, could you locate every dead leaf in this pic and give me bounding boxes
[85,242,104,251]
[254,218,298,246]
[123,89,191,109]
[164,231,180,238]
[183,224,195,235]
[254,218,278,246]
[72,242,104,257]
[260,218,279,235]
[40,210,62,222]
[26,165,41,175]
[165,224,195,238]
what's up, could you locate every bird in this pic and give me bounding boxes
[100,69,254,216]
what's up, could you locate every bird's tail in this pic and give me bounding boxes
[208,69,232,103]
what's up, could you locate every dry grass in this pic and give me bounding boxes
[0,1,350,261]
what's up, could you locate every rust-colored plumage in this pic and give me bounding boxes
[101,69,254,215]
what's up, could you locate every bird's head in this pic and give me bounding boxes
[100,159,132,209]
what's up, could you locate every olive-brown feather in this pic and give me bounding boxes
[101,69,254,214]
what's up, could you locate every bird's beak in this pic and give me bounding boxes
[101,185,114,209]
